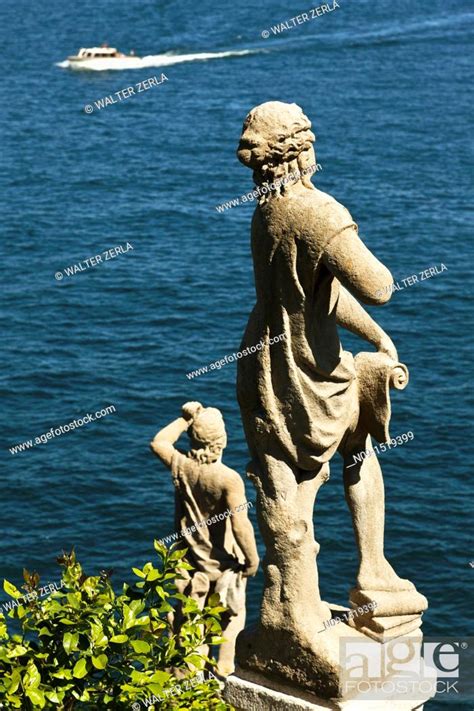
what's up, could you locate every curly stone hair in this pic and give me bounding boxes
[188,407,227,464]
[237,101,316,199]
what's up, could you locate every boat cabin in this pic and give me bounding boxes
[75,47,120,59]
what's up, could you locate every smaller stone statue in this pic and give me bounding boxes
[150,401,260,676]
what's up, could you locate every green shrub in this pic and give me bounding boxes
[0,541,233,710]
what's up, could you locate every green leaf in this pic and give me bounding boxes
[207,593,221,607]
[130,669,149,684]
[90,621,108,647]
[63,631,79,653]
[132,567,145,578]
[150,670,172,684]
[110,633,128,643]
[3,580,21,599]
[185,653,205,669]
[177,561,194,571]
[73,658,88,678]
[45,690,64,703]
[130,639,151,654]
[66,592,81,609]
[25,688,45,708]
[7,644,28,657]
[155,586,167,601]
[158,601,173,614]
[91,654,108,669]
[25,662,41,688]
[147,683,165,696]
[82,577,100,597]
[182,597,200,614]
[121,683,142,693]
[154,539,167,554]
[122,603,137,630]
[8,669,21,694]
[52,669,73,680]
[38,626,53,637]
[145,568,160,582]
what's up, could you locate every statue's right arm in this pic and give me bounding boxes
[336,286,398,360]
[150,417,189,467]
[323,227,393,306]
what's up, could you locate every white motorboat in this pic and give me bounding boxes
[66,46,143,71]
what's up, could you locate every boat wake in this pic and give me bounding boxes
[56,48,259,71]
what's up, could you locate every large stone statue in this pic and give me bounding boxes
[150,401,259,676]
[226,102,428,707]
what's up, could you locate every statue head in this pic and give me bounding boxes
[188,407,227,464]
[237,101,316,193]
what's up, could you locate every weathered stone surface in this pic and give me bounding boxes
[349,589,428,617]
[353,614,419,631]
[233,100,428,698]
[224,670,429,710]
[351,617,422,643]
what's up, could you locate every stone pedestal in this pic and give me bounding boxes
[224,669,428,710]
[226,626,437,711]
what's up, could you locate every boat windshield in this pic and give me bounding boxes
[77,47,119,59]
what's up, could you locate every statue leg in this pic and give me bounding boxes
[253,450,330,627]
[217,604,246,676]
[235,448,343,697]
[341,430,414,592]
[173,571,211,663]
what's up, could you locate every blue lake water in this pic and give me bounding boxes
[1,0,473,707]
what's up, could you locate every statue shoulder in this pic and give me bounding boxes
[209,462,245,490]
[303,191,357,241]
[306,188,352,216]
[171,449,198,486]
[219,464,246,493]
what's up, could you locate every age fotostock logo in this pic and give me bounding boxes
[340,636,473,702]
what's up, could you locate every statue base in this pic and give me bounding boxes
[231,624,437,709]
[224,669,430,711]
